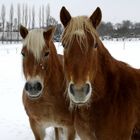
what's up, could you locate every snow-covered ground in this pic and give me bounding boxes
[0,40,140,140]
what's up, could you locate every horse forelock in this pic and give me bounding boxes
[61,16,98,49]
[23,29,46,61]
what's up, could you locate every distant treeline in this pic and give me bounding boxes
[98,20,140,39]
[0,3,140,43]
[0,3,62,43]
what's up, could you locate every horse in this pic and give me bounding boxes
[60,6,140,140]
[19,25,75,140]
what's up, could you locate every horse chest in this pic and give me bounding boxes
[25,98,72,125]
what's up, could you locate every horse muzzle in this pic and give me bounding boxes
[68,82,92,104]
[24,80,43,99]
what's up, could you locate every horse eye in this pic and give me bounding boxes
[94,43,98,48]
[62,43,65,48]
[21,51,25,57]
[44,51,49,57]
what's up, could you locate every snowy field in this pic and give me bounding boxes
[0,40,140,140]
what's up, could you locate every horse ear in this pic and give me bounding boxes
[89,7,102,29]
[60,6,71,27]
[43,26,56,42]
[19,25,28,39]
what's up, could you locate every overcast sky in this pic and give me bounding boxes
[0,0,140,24]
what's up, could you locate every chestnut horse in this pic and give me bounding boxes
[60,7,140,140]
[19,25,75,140]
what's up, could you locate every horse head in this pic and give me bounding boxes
[20,25,55,99]
[60,7,102,105]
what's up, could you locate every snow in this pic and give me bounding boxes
[0,40,140,140]
[103,40,140,68]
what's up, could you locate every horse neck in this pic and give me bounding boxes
[93,40,116,97]
[94,40,140,105]
[45,42,66,95]
[96,40,114,78]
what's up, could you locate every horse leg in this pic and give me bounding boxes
[29,118,46,140]
[54,127,62,140]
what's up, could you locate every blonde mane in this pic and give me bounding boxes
[61,16,98,49]
[23,29,46,61]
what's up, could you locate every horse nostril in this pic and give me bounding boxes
[25,82,42,93]
[35,82,42,91]
[69,83,75,95]
[25,82,31,92]
[84,83,90,95]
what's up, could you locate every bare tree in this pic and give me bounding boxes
[22,4,25,25]
[17,3,21,41]
[24,4,28,27]
[122,20,133,29]
[42,5,44,27]
[1,4,6,43]
[49,16,58,26]
[9,4,14,43]
[46,3,50,27]
[28,7,31,29]
[32,5,35,28]
[39,6,41,28]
